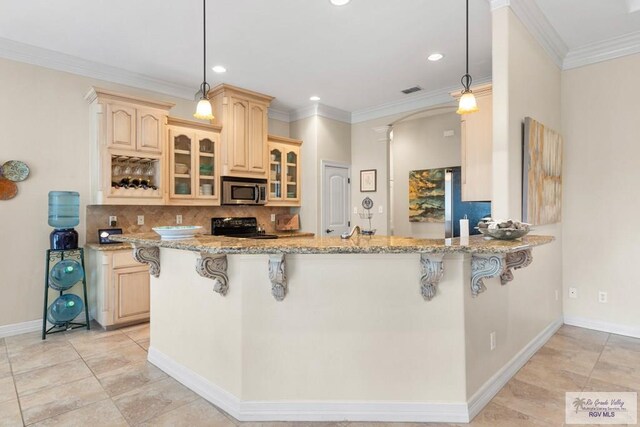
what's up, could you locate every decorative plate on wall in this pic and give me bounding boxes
[0,177,18,200]
[1,160,30,182]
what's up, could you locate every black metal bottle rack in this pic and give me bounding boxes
[42,248,90,340]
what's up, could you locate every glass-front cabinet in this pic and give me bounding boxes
[167,117,221,205]
[267,135,302,206]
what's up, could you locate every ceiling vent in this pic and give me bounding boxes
[401,86,423,95]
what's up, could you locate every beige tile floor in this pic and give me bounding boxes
[0,323,638,426]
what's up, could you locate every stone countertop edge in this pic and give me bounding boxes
[85,242,133,251]
[108,233,554,255]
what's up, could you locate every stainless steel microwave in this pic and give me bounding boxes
[221,177,267,205]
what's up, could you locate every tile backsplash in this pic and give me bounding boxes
[86,205,292,243]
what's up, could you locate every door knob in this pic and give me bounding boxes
[326,229,334,233]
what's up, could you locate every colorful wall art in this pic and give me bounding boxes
[409,168,445,222]
[522,117,563,225]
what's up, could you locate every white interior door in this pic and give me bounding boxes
[322,163,351,237]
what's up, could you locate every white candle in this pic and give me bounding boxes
[460,215,470,238]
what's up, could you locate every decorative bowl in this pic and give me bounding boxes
[152,225,203,240]
[175,163,189,174]
[477,227,529,240]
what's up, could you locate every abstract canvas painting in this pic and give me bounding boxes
[522,117,563,225]
[409,168,445,222]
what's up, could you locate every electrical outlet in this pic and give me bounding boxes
[353,207,358,214]
[569,287,578,299]
[598,291,608,303]
[137,215,144,225]
[555,290,559,301]
[176,215,183,225]
[270,214,276,222]
[443,129,455,137]
[108,216,117,226]
[378,206,383,214]
[490,332,496,351]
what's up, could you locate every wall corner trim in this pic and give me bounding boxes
[268,108,292,123]
[491,0,567,69]
[0,319,42,339]
[563,316,640,339]
[466,317,563,419]
[563,30,640,70]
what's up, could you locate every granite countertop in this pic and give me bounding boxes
[109,233,554,255]
[86,242,133,252]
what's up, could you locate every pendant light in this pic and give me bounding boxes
[456,0,479,115]
[194,0,214,120]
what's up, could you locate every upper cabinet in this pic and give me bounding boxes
[267,135,302,207]
[86,88,174,205]
[452,84,493,202]
[167,117,222,206]
[209,84,274,178]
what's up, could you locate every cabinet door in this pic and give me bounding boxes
[195,131,219,200]
[229,97,249,171]
[461,94,492,201]
[113,265,150,324]
[284,146,300,202]
[107,103,136,150]
[137,109,163,153]
[268,144,283,200]
[169,129,196,199]
[248,102,267,173]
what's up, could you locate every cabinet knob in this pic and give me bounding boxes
[326,229,334,234]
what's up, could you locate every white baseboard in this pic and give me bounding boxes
[148,317,563,423]
[466,316,563,420]
[0,312,93,339]
[148,346,469,423]
[0,319,42,338]
[563,316,640,339]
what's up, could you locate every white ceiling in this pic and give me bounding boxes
[536,0,640,49]
[0,0,492,114]
[1,1,639,119]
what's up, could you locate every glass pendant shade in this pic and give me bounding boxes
[194,99,214,120]
[456,91,479,115]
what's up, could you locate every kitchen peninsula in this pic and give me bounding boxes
[110,232,554,423]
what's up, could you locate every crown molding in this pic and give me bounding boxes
[289,103,351,124]
[627,0,640,13]
[0,37,195,100]
[563,30,640,70]
[267,107,291,122]
[490,0,567,68]
[351,75,492,124]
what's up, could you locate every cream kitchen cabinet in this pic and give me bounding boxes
[167,117,222,205]
[86,88,174,205]
[267,135,302,206]
[453,84,493,202]
[88,248,150,329]
[209,84,273,178]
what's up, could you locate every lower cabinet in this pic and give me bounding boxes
[89,248,150,329]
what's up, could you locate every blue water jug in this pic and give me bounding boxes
[48,191,79,229]
[49,260,84,291]
[46,294,83,325]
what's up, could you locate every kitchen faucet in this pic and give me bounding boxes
[340,225,361,239]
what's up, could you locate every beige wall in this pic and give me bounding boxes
[268,118,290,138]
[464,5,564,396]
[0,58,200,328]
[391,111,461,238]
[561,53,640,336]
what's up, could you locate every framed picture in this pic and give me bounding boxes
[360,169,377,192]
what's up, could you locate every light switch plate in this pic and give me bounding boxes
[137,215,144,225]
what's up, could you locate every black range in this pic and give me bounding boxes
[211,217,278,240]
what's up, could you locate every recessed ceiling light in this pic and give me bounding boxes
[212,65,227,73]
[427,53,444,62]
[310,96,321,102]
[330,0,350,6]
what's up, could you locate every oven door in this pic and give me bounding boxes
[222,180,266,205]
